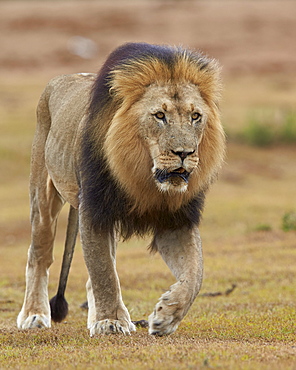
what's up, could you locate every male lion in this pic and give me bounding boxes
[17,42,225,336]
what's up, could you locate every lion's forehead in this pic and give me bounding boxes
[143,83,205,115]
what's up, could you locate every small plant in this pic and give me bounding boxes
[282,211,296,232]
[255,224,272,232]
[280,111,296,143]
[242,118,275,147]
[236,109,296,147]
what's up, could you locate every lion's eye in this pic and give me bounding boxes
[154,111,165,120]
[191,112,202,122]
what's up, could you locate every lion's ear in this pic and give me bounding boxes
[109,87,115,97]
[199,71,222,108]
[206,59,223,102]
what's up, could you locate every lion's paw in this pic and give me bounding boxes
[89,319,136,336]
[148,300,181,336]
[17,314,50,329]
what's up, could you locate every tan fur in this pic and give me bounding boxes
[18,44,225,336]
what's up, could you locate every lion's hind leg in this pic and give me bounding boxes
[18,89,67,329]
[17,175,64,329]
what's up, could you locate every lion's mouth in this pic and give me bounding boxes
[154,167,190,184]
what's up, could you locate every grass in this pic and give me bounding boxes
[282,212,296,232]
[237,109,296,147]
[1,76,296,369]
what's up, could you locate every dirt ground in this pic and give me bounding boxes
[1,0,296,78]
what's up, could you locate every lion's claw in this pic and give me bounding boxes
[148,315,179,336]
[89,319,136,336]
[148,298,181,336]
[17,314,50,329]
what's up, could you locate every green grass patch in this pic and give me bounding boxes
[254,224,273,232]
[282,211,296,232]
[231,108,296,147]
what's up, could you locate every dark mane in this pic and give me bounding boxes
[79,43,207,239]
[88,42,210,124]
[88,43,177,123]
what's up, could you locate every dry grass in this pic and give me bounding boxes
[1,74,296,369]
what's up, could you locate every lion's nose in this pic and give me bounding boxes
[172,150,195,161]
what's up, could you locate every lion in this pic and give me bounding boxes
[17,42,225,336]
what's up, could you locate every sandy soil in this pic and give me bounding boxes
[0,0,296,78]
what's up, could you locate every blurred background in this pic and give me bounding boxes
[0,0,296,334]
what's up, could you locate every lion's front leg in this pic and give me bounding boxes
[148,226,203,336]
[79,213,136,336]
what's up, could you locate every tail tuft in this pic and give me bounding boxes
[50,294,69,323]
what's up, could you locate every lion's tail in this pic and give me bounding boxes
[49,205,79,322]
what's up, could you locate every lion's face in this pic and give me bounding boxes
[104,76,224,214]
[135,83,207,193]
